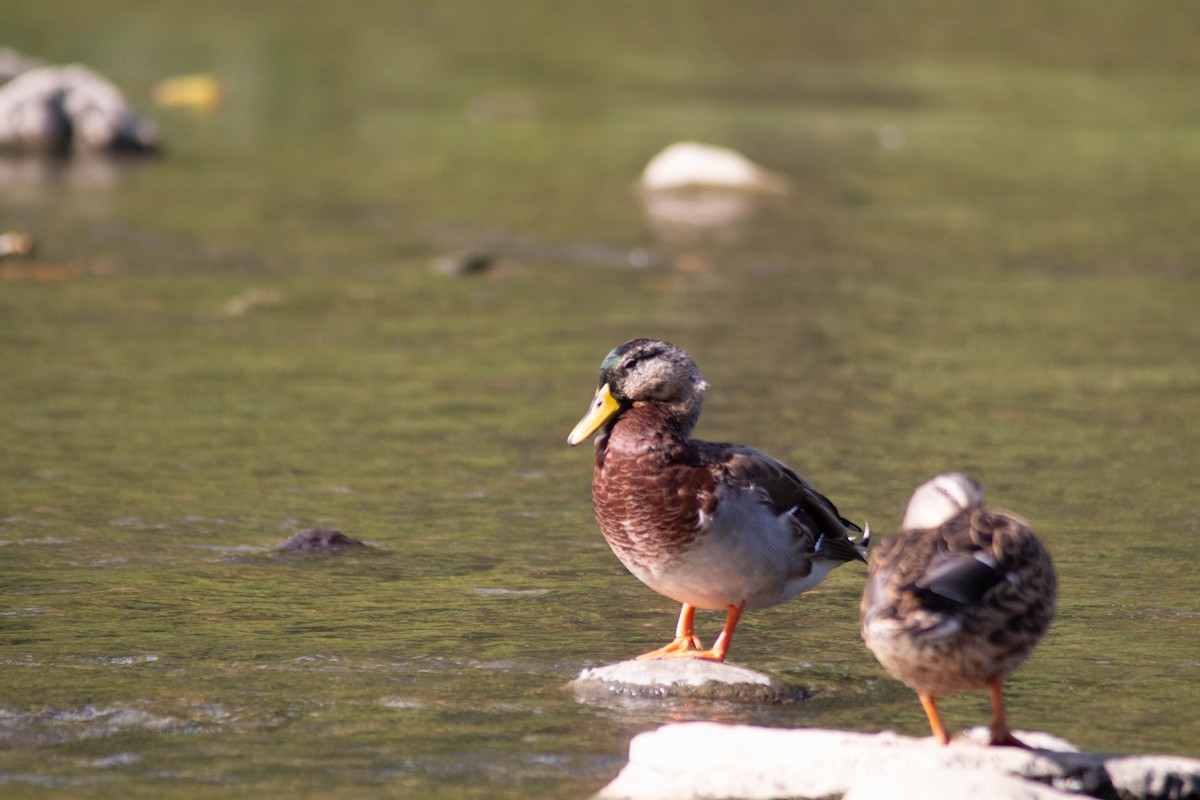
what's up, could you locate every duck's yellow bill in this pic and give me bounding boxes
[567,383,621,446]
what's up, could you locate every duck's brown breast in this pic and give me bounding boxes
[591,408,716,573]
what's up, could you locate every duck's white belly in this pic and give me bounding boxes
[619,487,826,611]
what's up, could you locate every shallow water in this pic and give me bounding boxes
[2,2,1199,797]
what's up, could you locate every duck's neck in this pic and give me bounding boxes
[600,403,693,458]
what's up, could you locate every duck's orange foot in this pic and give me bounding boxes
[634,636,704,660]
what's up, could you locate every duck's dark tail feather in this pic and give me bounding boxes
[802,488,868,563]
[815,528,869,564]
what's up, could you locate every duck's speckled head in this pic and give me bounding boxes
[902,472,984,530]
[568,338,708,446]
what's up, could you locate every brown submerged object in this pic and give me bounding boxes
[860,472,1057,746]
[568,338,866,663]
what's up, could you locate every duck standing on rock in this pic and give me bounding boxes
[568,338,867,663]
[860,472,1057,746]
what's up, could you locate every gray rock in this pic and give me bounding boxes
[570,659,805,704]
[596,722,1200,800]
[1106,755,1200,800]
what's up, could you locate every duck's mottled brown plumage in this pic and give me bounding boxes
[593,405,859,583]
[860,472,1056,745]
[570,338,865,661]
[862,507,1055,693]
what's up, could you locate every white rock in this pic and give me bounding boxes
[0,63,158,154]
[843,769,1078,800]
[595,721,1200,800]
[577,658,773,688]
[638,142,787,193]
[571,659,800,704]
[59,65,157,150]
[0,66,69,154]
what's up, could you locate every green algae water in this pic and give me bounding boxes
[2,2,1199,797]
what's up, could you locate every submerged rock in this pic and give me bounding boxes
[596,722,1200,800]
[276,528,365,551]
[571,659,804,704]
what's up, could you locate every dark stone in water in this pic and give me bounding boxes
[276,528,365,551]
[433,251,498,277]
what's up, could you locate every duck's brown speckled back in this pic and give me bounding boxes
[861,507,1056,695]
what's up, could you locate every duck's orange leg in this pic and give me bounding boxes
[701,603,743,662]
[643,603,744,663]
[986,673,1029,748]
[918,691,951,745]
[635,604,704,659]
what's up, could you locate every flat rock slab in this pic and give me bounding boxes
[597,722,1200,800]
[571,660,804,704]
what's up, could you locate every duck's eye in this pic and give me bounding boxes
[935,485,959,507]
[621,357,639,372]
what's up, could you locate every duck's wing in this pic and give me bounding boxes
[865,509,1055,633]
[706,443,866,564]
[914,551,1006,605]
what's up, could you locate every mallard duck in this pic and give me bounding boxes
[860,472,1056,746]
[568,338,866,662]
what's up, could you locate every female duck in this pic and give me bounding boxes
[569,338,866,662]
[860,472,1056,746]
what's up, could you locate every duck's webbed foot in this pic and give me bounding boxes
[635,636,705,660]
[634,603,705,660]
